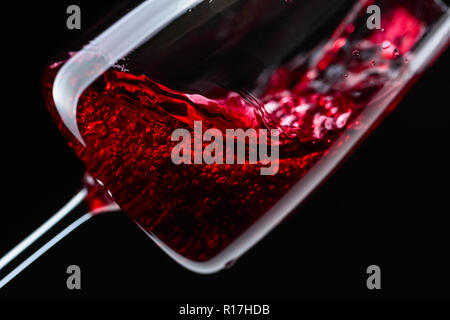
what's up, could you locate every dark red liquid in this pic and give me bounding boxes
[43,1,443,263]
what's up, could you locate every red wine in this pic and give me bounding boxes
[43,0,448,266]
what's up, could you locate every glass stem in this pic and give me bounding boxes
[0,188,120,289]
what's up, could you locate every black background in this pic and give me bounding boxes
[1,1,449,301]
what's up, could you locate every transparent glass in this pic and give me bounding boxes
[1,0,449,287]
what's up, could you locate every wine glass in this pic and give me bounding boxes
[1,0,449,288]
